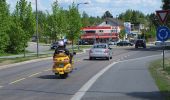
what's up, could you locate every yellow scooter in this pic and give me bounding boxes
[52,52,76,78]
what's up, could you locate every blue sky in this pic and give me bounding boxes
[7,0,162,17]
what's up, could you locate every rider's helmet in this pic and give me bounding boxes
[58,40,66,48]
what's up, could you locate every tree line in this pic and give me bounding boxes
[0,0,168,54]
[0,0,102,54]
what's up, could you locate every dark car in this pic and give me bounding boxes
[135,39,146,48]
[117,41,133,46]
[78,40,89,45]
[50,42,58,49]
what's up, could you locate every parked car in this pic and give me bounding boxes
[116,41,133,46]
[89,43,113,60]
[135,39,146,48]
[50,42,58,49]
[77,40,89,45]
[108,41,117,45]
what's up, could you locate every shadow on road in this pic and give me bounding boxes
[83,58,109,61]
[38,75,57,79]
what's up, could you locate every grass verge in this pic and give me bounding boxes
[149,58,170,100]
[0,54,52,66]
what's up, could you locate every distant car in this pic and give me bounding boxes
[89,43,113,60]
[135,39,146,48]
[78,40,89,45]
[109,41,117,45]
[117,41,133,46]
[50,42,58,49]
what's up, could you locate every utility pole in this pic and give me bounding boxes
[77,2,89,50]
[35,0,39,57]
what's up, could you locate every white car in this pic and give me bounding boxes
[89,43,113,60]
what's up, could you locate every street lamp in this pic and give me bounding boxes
[77,2,89,50]
[35,0,39,57]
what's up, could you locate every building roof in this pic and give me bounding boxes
[98,18,124,26]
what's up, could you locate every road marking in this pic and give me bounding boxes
[43,69,51,72]
[0,86,4,88]
[70,62,118,100]
[28,72,42,77]
[9,78,26,84]
[71,53,163,100]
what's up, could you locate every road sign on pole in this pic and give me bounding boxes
[156,10,169,24]
[156,26,170,42]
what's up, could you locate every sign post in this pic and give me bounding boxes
[156,26,170,69]
[156,10,170,69]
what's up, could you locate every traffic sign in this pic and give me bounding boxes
[157,26,170,42]
[156,10,169,24]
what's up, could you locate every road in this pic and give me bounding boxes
[0,46,169,100]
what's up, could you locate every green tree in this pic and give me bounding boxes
[82,11,90,27]
[0,0,10,53]
[102,11,113,19]
[162,0,170,10]
[8,0,35,53]
[67,2,82,43]
[162,0,170,27]
[119,29,126,40]
[51,0,68,41]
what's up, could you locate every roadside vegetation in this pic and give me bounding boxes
[149,58,170,100]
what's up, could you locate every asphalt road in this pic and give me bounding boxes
[0,46,169,100]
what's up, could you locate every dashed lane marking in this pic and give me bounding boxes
[0,86,4,88]
[28,72,42,77]
[9,78,26,84]
[43,69,51,72]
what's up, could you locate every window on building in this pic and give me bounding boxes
[85,31,95,34]
[99,30,103,32]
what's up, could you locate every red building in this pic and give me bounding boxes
[81,18,123,44]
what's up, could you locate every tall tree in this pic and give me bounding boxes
[51,0,68,41]
[162,0,170,27]
[67,2,82,43]
[8,0,35,53]
[162,0,170,10]
[82,11,90,27]
[102,11,113,19]
[0,0,10,53]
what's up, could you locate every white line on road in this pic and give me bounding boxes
[9,78,26,84]
[28,72,42,77]
[70,62,118,100]
[43,69,51,72]
[70,53,163,100]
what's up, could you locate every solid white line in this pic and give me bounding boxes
[70,62,118,100]
[70,53,163,100]
[9,78,26,84]
[28,72,42,77]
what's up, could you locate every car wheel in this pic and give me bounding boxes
[135,46,138,48]
[110,56,112,59]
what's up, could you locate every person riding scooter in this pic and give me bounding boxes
[53,40,73,64]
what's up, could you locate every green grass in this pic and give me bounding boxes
[149,58,170,100]
[0,51,33,57]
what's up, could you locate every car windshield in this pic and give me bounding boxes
[93,44,106,49]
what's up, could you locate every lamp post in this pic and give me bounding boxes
[35,0,39,57]
[77,2,89,50]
